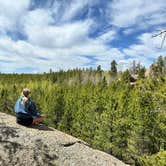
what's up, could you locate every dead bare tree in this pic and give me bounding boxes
[152,29,166,48]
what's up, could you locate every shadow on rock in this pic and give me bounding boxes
[0,125,23,165]
[0,125,19,140]
[33,139,58,166]
[28,124,54,131]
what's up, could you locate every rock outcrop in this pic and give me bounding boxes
[0,112,128,166]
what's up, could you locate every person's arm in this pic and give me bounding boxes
[27,99,41,117]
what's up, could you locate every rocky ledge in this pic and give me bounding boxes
[0,112,128,166]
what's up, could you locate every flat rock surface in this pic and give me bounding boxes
[0,112,128,166]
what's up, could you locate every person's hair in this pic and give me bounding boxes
[22,88,31,97]
[22,96,28,104]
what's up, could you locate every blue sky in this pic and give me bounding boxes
[0,0,166,73]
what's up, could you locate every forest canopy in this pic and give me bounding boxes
[0,56,166,165]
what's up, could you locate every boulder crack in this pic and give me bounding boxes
[61,140,89,147]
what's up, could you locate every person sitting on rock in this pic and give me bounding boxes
[14,88,44,126]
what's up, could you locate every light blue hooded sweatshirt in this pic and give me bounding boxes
[14,96,40,117]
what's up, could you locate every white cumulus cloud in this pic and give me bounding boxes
[107,0,166,29]
[0,0,165,73]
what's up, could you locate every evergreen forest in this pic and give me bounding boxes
[0,56,166,165]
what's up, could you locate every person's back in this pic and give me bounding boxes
[14,96,27,114]
[14,88,44,126]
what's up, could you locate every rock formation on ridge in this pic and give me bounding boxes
[0,112,128,166]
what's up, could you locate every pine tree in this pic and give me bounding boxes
[121,70,131,83]
[157,56,165,73]
[110,60,117,77]
[138,67,146,79]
